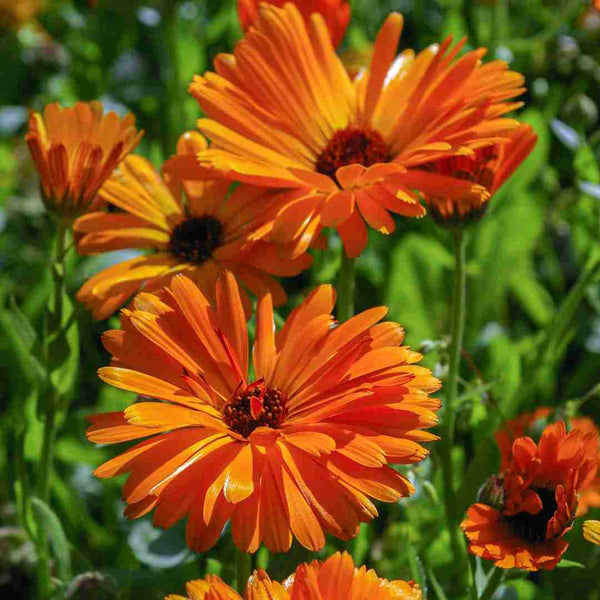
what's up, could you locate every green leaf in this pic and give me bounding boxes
[386,234,452,346]
[519,109,551,187]
[574,143,600,184]
[30,496,72,581]
[555,559,585,569]
[0,300,45,390]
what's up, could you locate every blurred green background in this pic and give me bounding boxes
[1,0,600,598]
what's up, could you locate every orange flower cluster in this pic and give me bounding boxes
[166,552,420,600]
[462,421,598,570]
[75,131,310,320]
[26,102,143,221]
[87,272,440,553]
[187,4,527,257]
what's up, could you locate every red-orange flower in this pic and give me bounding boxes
[75,131,310,320]
[87,272,440,553]
[185,4,525,257]
[26,101,143,221]
[418,123,537,227]
[237,0,350,48]
[165,552,420,600]
[495,407,600,515]
[461,421,598,570]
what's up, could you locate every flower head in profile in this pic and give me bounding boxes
[187,4,525,257]
[237,0,350,47]
[88,273,440,553]
[495,407,600,515]
[165,552,420,600]
[418,124,537,228]
[461,421,598,570]
[26,101,143,221]
[75,131,310,320]
[583,520,600,545]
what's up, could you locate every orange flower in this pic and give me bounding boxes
[166,575,242,600]
[237,0,350,48]
[583,520,600,545]
[282,552,421,600]
[594,0,600,11]
[87,272,441,553]
[461,421,598,570]
[165,552,419,600]
[186,4,525,257]
[418,124,537,227]
[26,101,143,221]
[75,131,310,320]
[495,408,600,515]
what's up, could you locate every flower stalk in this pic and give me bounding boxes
[237,551,252,594]
[479,567,504,600]
[36,221,68,599]
[440,229,470,589]
[337,251,356,322]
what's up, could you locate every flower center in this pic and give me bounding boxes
[316,126,390,181]
[169,216,223,264]
[503,488,558,544]
[222,379,288,438]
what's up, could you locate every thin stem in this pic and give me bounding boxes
[337,251,356,322]
[236,551,252,594]
[479,567,504,600]
[163,0,184,155]
[439,229,469,591]
[36,222,68,600]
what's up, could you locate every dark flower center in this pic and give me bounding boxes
[316,126,390,181]
[222,379,288,438]
[503,488,558,544]
[169,216,223,264]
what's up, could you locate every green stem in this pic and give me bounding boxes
[163,0,184,154]
[337,251,356,322]
[439,229,469,591]
[236,551,252,594]
[36,222,68,600]
[479,567,504,600]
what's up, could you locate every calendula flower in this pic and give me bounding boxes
[0,0,41,29]
[166,575,243,600]
[418,123,537,227]
[75,131,310,320]
[165,552,420,600]
[495,408,600,516]
[26,101,143,221]
[237,0,350,48]
[186,4,525,257]
[88,272,440,553]
[282,552,421,600]
[461,421,598,570]
[583,520,600,545]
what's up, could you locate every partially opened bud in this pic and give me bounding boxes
[419,124,537,229]
[26,101,143,222]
